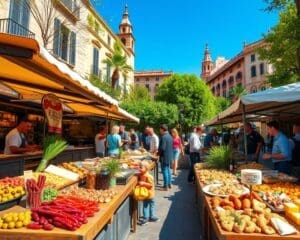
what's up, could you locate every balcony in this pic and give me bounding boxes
[56,0,80,22]
[0,18,35,39]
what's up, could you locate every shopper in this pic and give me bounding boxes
[140,126,151,151]
[4,116,39,154]
[262,121,292,174]
[290,123,300,175]
[119,124,130,151]
[95,126,106,157]
[188,126,202,183]
[158,124,173,190]
[171,128,183,176]
[107,125,122,157]
[138,161,160,226]
[129,128,139,150]
[148,127,159,154]
[244,123,263,162]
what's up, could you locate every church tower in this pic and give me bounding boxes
[201,44,214,81]
[117,5,135,55]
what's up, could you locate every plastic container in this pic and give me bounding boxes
[95,169,110,190]
[86,169,96,189]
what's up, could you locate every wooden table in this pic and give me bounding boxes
[0,176,138,240]
[194,169,300,240]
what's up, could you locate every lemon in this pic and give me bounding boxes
[4,216,13,223]
[8,222,15,229]
[12,215,18,222]
[2,223,8,229]
[18,215,25,221]
[22,219,30,226]
[15,221,23,228]
[2,197,8,202]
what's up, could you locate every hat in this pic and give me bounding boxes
[160,124,168,131]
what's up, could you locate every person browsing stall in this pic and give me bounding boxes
[262,121,292,174]
[4,117,39,154]
[107,125,122,157]
[95,126,106,157]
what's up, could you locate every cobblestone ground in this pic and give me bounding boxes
[128,168,202,240]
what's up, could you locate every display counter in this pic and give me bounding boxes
[0,147,95,178]
[195,169,300,240]
[0,176,138,240]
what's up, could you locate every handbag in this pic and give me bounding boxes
[133,185,149,201]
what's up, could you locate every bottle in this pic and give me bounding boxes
[86,168,96,189]
[229,158,234,173]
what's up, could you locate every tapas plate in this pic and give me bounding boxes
[202,183,249,198]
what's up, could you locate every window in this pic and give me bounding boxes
[260,63,265,75]
[9,0,30,36]
[60,0,80,18]
[106,64,111,82]
[261,86,266,91]
[229,76,234,85]
[136,78,140,82]
[156,77,159,81]
[107,35,111,47]
[92,47,99,76]
[235,72,242,82]
[250,54,256,62]
[251,66,256,77]
[211,86,215,94]
[145,84,150,91]
[251,86,257,93]
[146,77,149,82]
[53,18,76,65]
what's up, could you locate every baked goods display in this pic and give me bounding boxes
[263,172,298,184]
[197,169,237,185]
[203,183,249,197]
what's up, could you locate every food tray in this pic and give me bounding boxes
[202,183,249,198]
[116,169,135,185]
[0,195,23,211]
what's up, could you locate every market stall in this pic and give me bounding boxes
[194,164,300,239]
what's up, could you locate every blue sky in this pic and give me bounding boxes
[93,0,279,75]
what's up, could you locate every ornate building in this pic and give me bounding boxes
[0,1,135,89]
[201,40,273,97]
[134,70,173,99]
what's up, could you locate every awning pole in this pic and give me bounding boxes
[242,104,248,163]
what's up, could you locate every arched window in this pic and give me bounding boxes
[228,76,234,85]
[121,38,126,46]
[222,80,227,87]
[251,66,256,77]
[250,85,257,93]
[260,86,266,91]
[236,72,242,82]
[216,83,220,90]
[212,86,215,93]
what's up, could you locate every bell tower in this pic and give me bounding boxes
[118,5,135,54]
[201,44,214,81]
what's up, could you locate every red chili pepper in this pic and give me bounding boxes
[43,224,54,231]
[27,223,42,230]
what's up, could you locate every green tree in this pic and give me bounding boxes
[89,75,121,100]
[102,40,133,89]
[120,100,178,131]
[122,85,151,102]
[215,97,231,113]
[259,1,300,86]
[229,84,247,102]
[155,74,217,131]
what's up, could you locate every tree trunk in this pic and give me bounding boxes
[111,69,119,89]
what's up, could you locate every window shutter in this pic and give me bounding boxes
[53,18,61,56]
[106,64,111,82]
[8,0,21,34]
[69,31,76,65]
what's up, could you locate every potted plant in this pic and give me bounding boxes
[103,158,121,187]
[205,145,233,170]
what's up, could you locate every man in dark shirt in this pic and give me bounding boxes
[245,123,263,162]
[119,125,130,151]
[158,124,173,190]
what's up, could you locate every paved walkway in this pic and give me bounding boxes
[128,169,202,240]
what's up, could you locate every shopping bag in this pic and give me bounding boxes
[133,185,149,201]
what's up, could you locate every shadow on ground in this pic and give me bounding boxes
[158,170,202,240]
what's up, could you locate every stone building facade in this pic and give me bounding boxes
[201,40,273,97]
[0,0,135,90]
[134,70,173,99]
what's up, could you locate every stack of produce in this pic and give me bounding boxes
[60,162,87,178]
[42,188,58,202]
[197,169,237,185]
[213,193,286,234]
[253,182,300,202]
[26,175,46,208]
[0,185,25,203]
[29,196,99,231]
[0,210,32,229]
[0,177,24,187]
[60,186,117,203]
[33,172,70,189]
[237,163,268,171]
